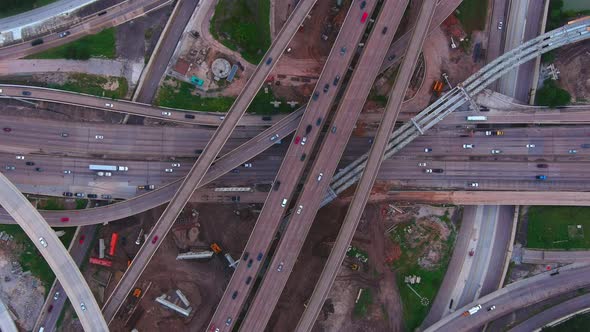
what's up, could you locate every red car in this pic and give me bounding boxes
[3,127,11,132]
[361,12,368,23]
[79,235,85,244]
[152,235,159,244]
[60,217,69,223]
[294,136,301,144]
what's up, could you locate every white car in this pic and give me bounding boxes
[95,135,104,139]
[172,163,181,167]
[105,103,114,108]
[161,111,172,116]
[526,144,536,148]
[243,163,252,168]
[80,302,86,311]
[317,172,323,181]
[277,262,284,272]
[165,168,173,173]
[281,198,287,208]
[418,162,427,167]
[498,21,503,30]
[463,144,474,149]
[16,155,24,160]
[301,137,307,146]
[569,149,577,154]
[470,182,479,187]
[63,170,72,174]
[270,134,279,141]
[53,292,60,300]
[491,149,502,154]
[425,169,433,173]
[220,116,225,120]
[39,237,48,248]
[424,148,432,153]
[296,205,303,214]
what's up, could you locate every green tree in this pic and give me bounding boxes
[536,79,571,107]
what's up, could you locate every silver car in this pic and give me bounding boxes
[39,237,48,248]
[277,262,284,272]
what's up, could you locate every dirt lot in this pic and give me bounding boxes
[553,39,590,102]
[101,203,258,331]
[0,99,127,124]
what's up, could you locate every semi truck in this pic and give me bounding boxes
[89,165,128,171]
[109,232,119,256]
[463,304,482,316]
[466,116,487,121]
[89,257,113,267]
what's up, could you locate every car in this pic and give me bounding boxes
[312,91,320,100]
[247,259,253,268]
[16,155,24,160]
[3,127,11,132]
[35,167,43,172]
[463,144,474,149]
[277,262,284,272]
[569,149,577,154]
[243,163,252,168]
[63,170,72,174]
[470,182,479,187]
[536,175,547,180]
[5,165,15,170]
[101,194,112,199]
[266,58,272,65]
[273,180,281,191]
[195,149,203,154]
[306,124,313,134]
[161,111,172,116]
[185,114,195,119]
[323,83,329,93]
[488,305,496,311]
[300,153,306,161]
[418,162,427,167]
[152,235,159,244]
[79,235,86,244]
[95,135,104,139]
[361,12,368,23]
[165,168,173,173]
[296,205,303,214]
[58,31,70,38]
[432,169,444,173]
[231,196,240,202]
[97,171,112,176]
[537,164,549,168]
[286,47,292,53]
[316,117,322,126]
[25,161,35,166]
[232,291,238,299]
[424,148,432,153]
[75,192,85,197]
[58,132,69,138]
[491,149,502,154]
[172,163,180,167]
[243,252,250,261]
[22,91,32,96]
[485,130,504,136]
[388,54,396,61]
[245,276,252,284]
[87,194,97,199]
[257,252,263,261]
[63,192,73,197]
[498,21,503,30]
[360,0,366,9]
[226,317,232,326]
[270,134,280,141]
[281,198,288,207]
[80,303,86,311]
[382,26,388,34]
[294,136,301,144]
[301,137,307,145]
[340,46,347,55]
[317,172,323,181]
[581,143,590,149]
[39,237,47,248]
[48,304,53,313]
[526,144,536,148]
[53,292,60,300]
[333,75,340,86]
[210,326,220,332]
[104,103,113,107]
[219,116,225,120]
[231,169,240,174]
[331,126,337,133]
[60,217,69,223]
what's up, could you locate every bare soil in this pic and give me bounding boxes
[0,99,126,124]
[553,39,590,102]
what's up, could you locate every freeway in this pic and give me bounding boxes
[101,0,318,323]
[0,298,17,332]
[297,1,437,330]
[508,293,590,332]
[0,173,107,331]
[0,0,171,60]
[424,264,590,332]
[523,249,590,264]
[206,0,381,329]
[383,190,590,205]
[238,1,409,330]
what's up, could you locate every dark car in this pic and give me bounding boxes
[87,194,98,199]
[316,117,322,126]
[185,114,195,119]
[273,181,281,191]
[243,252,250,261]
[247,259,253,268]
[2,127,11,132]
[35,167,43,172]
[388,54,396,61]
[306,124,312,134]
[257,252,263,261]
[265,57,272,65]
[300,153,306,161]
[360,1,366,9]
[262,116,272,121]
[25,161,35,166]
[31,39,43,46]
[432,169,444,173]
[245,276,252,284]
[536,175,547,180]
[537,164,549,168]
[232,291,238,299]
[48,304,54,313]
[323,84,329,93]
[22,91,32,96]
[581,144,590,148]
[382,26,388,34]
[312,91,319,101]
[333,75,340,86]
[63,192,73,197]
[231,196,240,202]
[231,169,240,174]
[195,149,203,154]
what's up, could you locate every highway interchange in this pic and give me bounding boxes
[2,0,590,331]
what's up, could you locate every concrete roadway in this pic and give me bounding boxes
[34,225,97,332]
[0,173,107,331]
[0,298,17,332]
[508,292,590,332]
[424,264,590,332]
[296,2,437,330]
[523,249,590,264]
[486,0,509,65]
[0,0,171,60]
[134,0,200,103]
[206,0,381,329]
[238,1,409,330]
[101,0,318,323]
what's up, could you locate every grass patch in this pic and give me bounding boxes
[390,218,456,330]
[542,311,590,331]
[51,73,128,99]
[455,0,488,34]
[353,288,373,318]
[527,206,590,249]
[27,28,116,60]
[0,0,58,18]
[247,86,293,114]
[75,199,88,210]
[209,0,271,64]
[155,78,235,112]
[535,79,571,107]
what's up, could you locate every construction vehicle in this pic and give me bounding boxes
[463,304,482,316]
[132,288,142,298]
[210,243,222,254]
[109,233,119,256]
[89,257,112,267]
[432,80,444,97]
[350,263,359,271]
